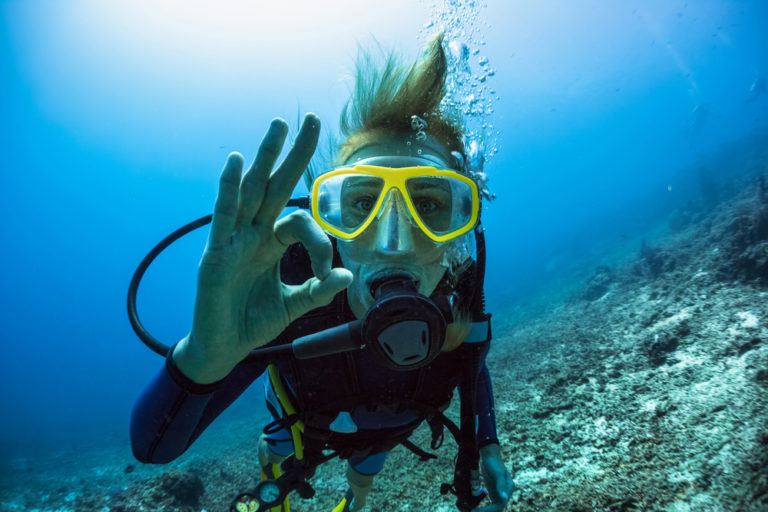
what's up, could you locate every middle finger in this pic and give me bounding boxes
[236,118,289,225]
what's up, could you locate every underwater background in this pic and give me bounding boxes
[1,0,767,510]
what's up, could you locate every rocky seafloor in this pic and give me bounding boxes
[2,164,767,511]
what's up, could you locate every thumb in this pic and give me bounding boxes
[496,477,511,501]
[285,268,353,320]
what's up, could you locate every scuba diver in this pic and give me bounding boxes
[130,34,514,512]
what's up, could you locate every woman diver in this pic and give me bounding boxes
[130,34,514,512]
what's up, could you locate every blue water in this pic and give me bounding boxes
[1,0,766,463]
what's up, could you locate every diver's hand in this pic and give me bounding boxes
[174,114,353,384]
[473,443,514,512]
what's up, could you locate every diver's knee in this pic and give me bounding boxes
[346,463,376,487]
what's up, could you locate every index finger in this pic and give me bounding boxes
[256,112,320,226]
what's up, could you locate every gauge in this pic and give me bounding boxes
[256,480,283,507]
[231,493,258,512]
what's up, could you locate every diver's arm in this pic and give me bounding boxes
[130,353,262,464]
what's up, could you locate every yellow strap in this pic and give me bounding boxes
[267,364,305,461]
[331,496,348,512]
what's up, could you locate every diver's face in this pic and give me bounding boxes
[335,141,453,319]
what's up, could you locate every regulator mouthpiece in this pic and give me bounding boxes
[363,275,450,371]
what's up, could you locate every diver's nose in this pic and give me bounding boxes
[373,190,415,254]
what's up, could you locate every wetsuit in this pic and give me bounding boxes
[130,244,499,475]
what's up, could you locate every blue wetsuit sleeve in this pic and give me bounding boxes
[130,351,264,463]
[475,362,499,448]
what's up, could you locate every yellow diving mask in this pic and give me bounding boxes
[311,160,480,244]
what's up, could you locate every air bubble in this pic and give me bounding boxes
[450,150,465,170]
[448,40,469,61]
[410,115,428,132]
[425,0,497,199]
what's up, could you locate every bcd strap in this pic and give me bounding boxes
[429,411,462,447]
[401,440,438,462]
[263,414,301,437]
[429,417,445,450]
[398,409,462,463]
[266,364,305,461]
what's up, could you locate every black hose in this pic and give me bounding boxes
[473,224,488,321]
[127,214,212,356]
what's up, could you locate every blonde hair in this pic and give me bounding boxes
[336,33,465,165]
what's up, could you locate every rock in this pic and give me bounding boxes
[738,337,763,356]
[646,334,680,367]
[717,204,768,284]
[635,240,676,280]
[152,469,205,508]
[582,265,614,301]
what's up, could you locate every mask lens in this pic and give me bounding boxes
[316,174,384,234]
[405,176,475,236]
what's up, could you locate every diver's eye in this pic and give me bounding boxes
[353,197,375,213]
[416,198,439,215]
